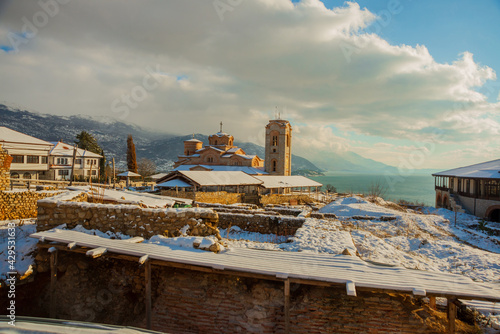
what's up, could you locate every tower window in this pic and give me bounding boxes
[272,160,277,172]
[215,140,218,145]
[272,135,278,146]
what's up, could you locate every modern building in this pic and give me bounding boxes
[48,141,102,181]
[0,126,52,180]
[433,159,500,221]
[0,126,102,181]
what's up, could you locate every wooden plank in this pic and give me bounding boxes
[67,242,77,250]
[284,279,290,334]
[346,281,357,297]
[447,298,457,334]
[86,247,107,258]
[139,254,149,265]
[49,249,58,319]
[145,260,152,330]
[37,243,500,303]
[32,231,500,303]
[429,296,436,309]
[125,237,145,243]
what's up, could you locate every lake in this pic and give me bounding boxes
[310,172,436,206]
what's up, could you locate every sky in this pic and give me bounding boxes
[0,0,499,170]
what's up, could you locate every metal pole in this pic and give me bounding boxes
[112,158,116,189]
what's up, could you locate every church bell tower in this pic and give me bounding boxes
[264,119,292,176]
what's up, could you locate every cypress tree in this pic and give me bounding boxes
[127,134,138,173]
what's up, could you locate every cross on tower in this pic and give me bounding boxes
[220,121,223,133]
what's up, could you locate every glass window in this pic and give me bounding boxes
[23,172,31,179]
[27,155,39,164]
[76,159,82,164]
[12,155,24,163]
[10,172,19,179]
[58,170,69,176]
[41,156,48,164]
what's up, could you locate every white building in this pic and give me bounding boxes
[49,141,102,181]
[0,126,52,180]
[0,126,102,181]
[433,159,500,221]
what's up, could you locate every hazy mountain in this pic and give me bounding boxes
[305,150,400,174]
[0,105,323,173]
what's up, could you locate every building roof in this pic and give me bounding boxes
[432,159,500,179]
[212,132,230,137]
[117,171,142,177]
[177,171,263,187]
[0,126,53,146]
[185,138,202,143]
[226,147,241,153]
[150,173,168,180]
[174,164,267,175]
[157,179,192,188]
[253,175,323,189]
[49,142,102,158]
[30,229,500,303]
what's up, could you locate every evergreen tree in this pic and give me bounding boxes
[75,131,105,181]
[127,134,138,173]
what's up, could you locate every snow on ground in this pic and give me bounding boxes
[4,194,500,326]
[319,196,500,283]
[0,219,38,281]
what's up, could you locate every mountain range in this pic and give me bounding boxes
[0,104,413,174]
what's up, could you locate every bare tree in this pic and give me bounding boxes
[367,180,387,198]
[325,184,337,193]
[138,158,156,179]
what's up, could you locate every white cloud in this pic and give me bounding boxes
[0,0,498,168]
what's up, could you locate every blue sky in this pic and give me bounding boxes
[314,0,500,97]
[0,0,499,170]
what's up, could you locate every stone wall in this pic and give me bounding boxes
[261,194,315,205]
[264,205,303,216]
[457,194,500,219]
[161,189,195,200]
[0,143,11,191]
[217,212,305,235]
[37,193,219,238]
[26,251,454,334]
[0,190,62,220]
[161,190,244,205]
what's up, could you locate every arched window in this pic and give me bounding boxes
[206,156,214,163]
[11,172,19,179]
[272,160,277,172]
[215,140,218,145]
[272,135,278,146]
[23,172,31,179]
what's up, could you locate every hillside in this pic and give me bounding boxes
[0,105,322,173]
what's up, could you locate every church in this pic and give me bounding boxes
[173,119,292,176]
